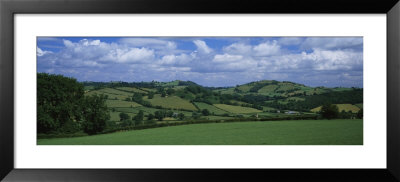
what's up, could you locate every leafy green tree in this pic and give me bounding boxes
[339,110,350,119]
[37,73,84,133]
[161,91,166,97]
[166,110,173,117]
[357,109,363,119]
[148,92,154,99]
[82,94,110,135]
[133,110,144,122]
[178,113,185,120]
[121,119,132,127]
[147,113,154,120]
[154,111,164,121]
[119,112,130,121]
[132,93,143,103]
[320,104,339,119]
[192,112,201,119]
[202,109,210,116]
[166,88,175,95]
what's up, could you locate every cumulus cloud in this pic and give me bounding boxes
[253,40,281,56]
[100,48,155,63]
[37,37,363,87]
[119,38,177,50]
[159,53,192,65]
[301,37,363,51]
[213,54,243,62]
[223,43,252,55]
[37,47,52,56]
[193,40,212,54]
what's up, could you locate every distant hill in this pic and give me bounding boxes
[83,79,362,113]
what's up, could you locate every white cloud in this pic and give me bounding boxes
[120,38,177,50]
[213,54,243,62]
[115,48,155,63]
[223,43,252,55]
[259,49,362,72]
[37,47,52,56]
[301,37,363,50]
[193,40,212,54]
[37,37,363,87]
[160,53,192,65]
[253,40,281,56]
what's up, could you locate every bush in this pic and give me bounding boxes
[320,104,339,119]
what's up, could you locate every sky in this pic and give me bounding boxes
[37,37,363,88]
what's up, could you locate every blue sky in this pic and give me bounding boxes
[37,37,363,87]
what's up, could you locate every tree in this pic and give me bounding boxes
[357,109,363,119]
[166,88,175,95]
[125,97,131,101]
[192,112,201,119]
[119,112,130,121]
[82,94,110,135]
[177,113,185,120]
[37,73,84,133]
[147,113,154,120]
[154,111,164,121]
[132,93,143,103]
[121,119,132,127]
[133,110,144,124]
[166,110,173,117]
[202,109,210,116]
[320,104,339,119]
[148,92,154,99]
[161,91,166,97]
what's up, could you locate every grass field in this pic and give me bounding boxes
[115,87,147,93]
[143,94,197,111]
[311,104,360,113]
[37,119,363,145]
[194,102,228,115]
[106,100,142,108]
[258,85,278,94]
[214,104,262,114]
[86,88,132,100]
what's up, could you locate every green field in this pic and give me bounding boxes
[85,88,133,100]
[143,94,198,111]
[194,102,228,115]
[311,104,361,113]
[214,104,262,114]
[258,85,278,95]
[106,100,141,108]
[37,119,363,145]
[115,87,147,93]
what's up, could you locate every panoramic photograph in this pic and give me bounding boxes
[36,37,363,145]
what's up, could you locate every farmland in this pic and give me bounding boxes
[311,104,361,113]
[105,100,141,108]
[38,74,363,145]
[143,94,197,111]
[214,104,262,114]
[194,102,228,115]
[37,119,363,145]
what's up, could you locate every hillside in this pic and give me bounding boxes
[82,79,362,125]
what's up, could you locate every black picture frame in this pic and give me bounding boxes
[1,0,399,181]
